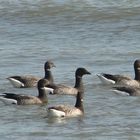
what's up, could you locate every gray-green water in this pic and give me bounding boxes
[0,0,140,139]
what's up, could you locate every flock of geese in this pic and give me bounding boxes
[0,59,140,118]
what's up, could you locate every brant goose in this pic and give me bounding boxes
[0,79,49,105]
[97,59,140,87]
[45,67,91,95]
[112,86,140,96]
[7,60,55,88]
[47,91,84,118]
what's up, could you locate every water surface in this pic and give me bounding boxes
[0,0,140,139]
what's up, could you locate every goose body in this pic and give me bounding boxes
[7,75,40,88]
[97,59,140,87]
[47,91,84,118]
[112,86,140,96]
[45,84,78,95]
[48,105,83,117]
[0,79,49,105]
[7,60,55,88]
[46,67,91,95]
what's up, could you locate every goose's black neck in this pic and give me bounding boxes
[134,67,140,81]
[75,92,84,112]
[38,88,47,102]
[44,69,54,83]
[74,76,84,92]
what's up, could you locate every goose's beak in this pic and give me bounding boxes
[86,71,91,75]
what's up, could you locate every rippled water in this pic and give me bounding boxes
[0,0,140,139]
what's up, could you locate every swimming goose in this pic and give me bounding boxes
[7,60,55,88]
[45,67,91,95]
[0,79,49,105]
[112,86,140,96]
[97,59,140,87]
[47,91,84,117]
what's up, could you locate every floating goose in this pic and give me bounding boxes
[97,59,140,87]
[0,79,49,105]
[7,60,55,88]
[45,67,91,95]
[47,91,84,118]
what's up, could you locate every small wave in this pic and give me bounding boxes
[0,0,140,8]
[0,0,140,22]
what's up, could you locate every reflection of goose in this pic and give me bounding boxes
[97,59,140,87]
[112,86,140,96]
[0,79,49,105]
[46,68,91,95]
[47,91,84,118]
[7,60,55,88]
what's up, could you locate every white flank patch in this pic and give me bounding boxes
[42,87,54,94]
[7,78,24,88]
[48,109,65,117]
[0,97,17,105]
[96,74,115,84]
[112,90,130,96]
